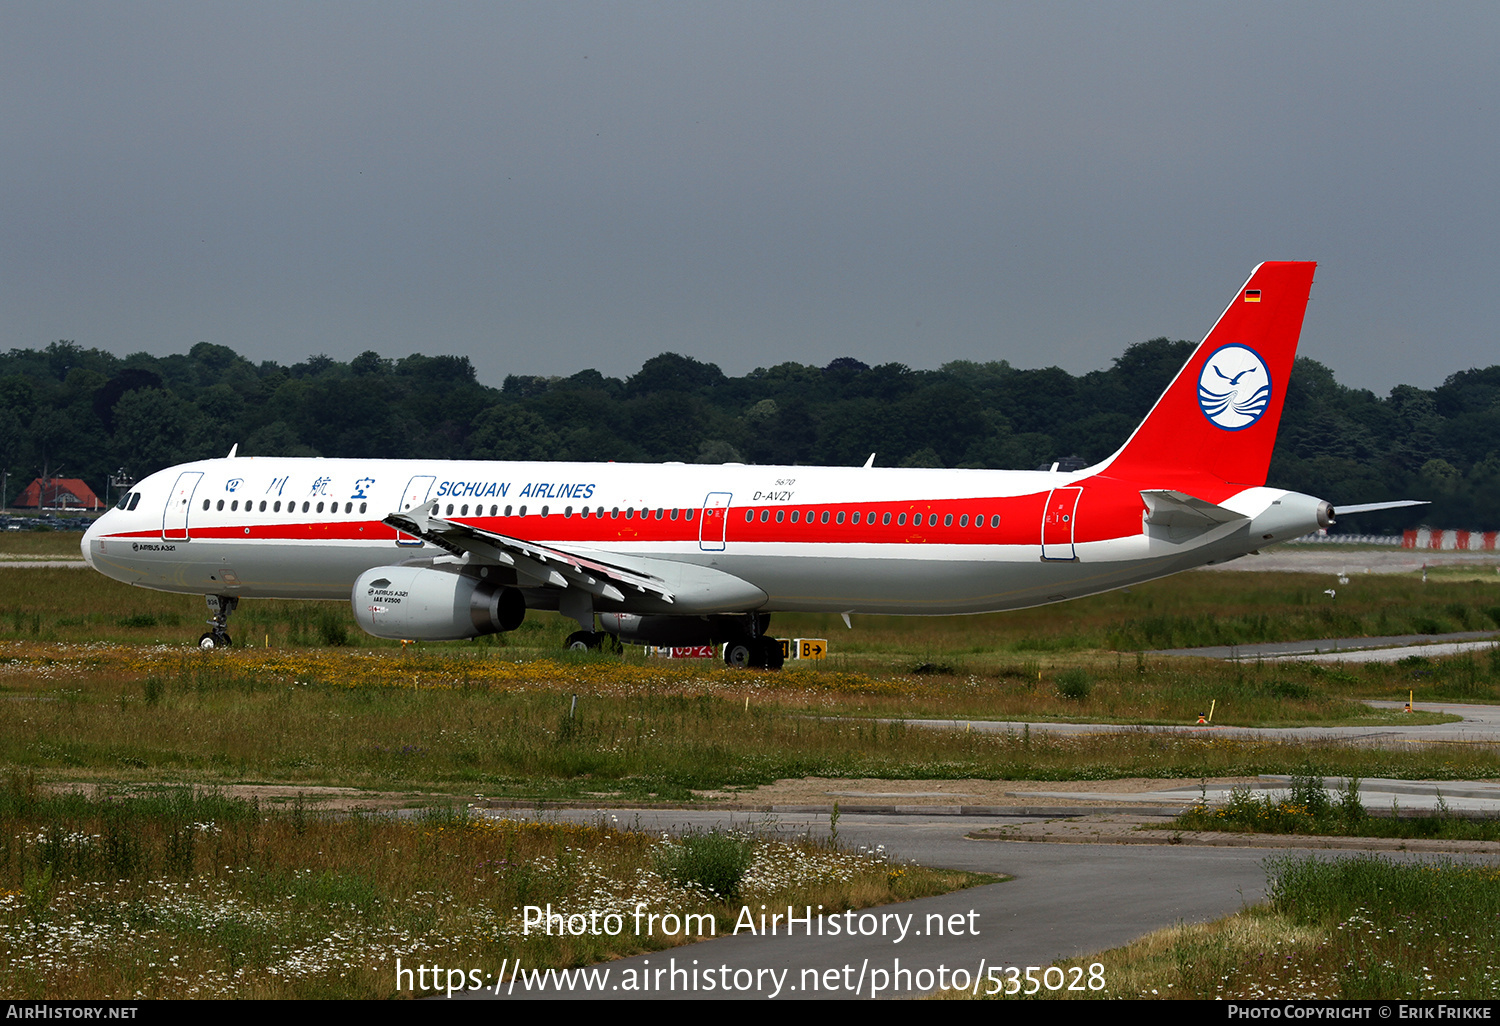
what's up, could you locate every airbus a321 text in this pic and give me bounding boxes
[81,262,1419,668]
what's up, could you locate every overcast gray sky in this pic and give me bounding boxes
[3,3,1496,392]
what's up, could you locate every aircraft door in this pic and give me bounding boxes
[162,471,203,541]
[1041,487,1082,561]
[699,492,731,551]
[395,475,436,545]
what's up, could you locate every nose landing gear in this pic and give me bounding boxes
[199,594,238,650]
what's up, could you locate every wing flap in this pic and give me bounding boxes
[384,501,676,604]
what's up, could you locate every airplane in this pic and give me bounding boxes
[81,261,1421,668]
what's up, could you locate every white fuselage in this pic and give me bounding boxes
[81,455,1319,617]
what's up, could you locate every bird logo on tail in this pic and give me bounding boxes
[1196,344,1271,431]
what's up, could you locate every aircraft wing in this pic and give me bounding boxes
[383,501,675,605]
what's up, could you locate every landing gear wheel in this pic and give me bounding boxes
[762,638,785,671]
[198,631,231,650]
[565,630,604,651]
[724,640,756,668]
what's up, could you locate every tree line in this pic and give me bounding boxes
[3,339,1496,533]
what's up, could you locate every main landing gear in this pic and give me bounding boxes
[724,614,785,670]
[564,630,618,652]
[198,595,237,650]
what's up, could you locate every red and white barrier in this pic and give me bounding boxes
[1403,529,1500,551]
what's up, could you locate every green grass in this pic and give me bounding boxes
[1166,771,1500,841]
[2,561,1499,799]
[6,551,1500,661]
[0,645,1495,798]
[0,774,989,998]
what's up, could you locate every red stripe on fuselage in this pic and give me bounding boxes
[101,483,1150,547]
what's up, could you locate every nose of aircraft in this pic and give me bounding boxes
[81,515,100,569]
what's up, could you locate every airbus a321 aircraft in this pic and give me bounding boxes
[81,261,1414,667]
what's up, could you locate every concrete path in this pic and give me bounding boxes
[1155,630,1500,661]
[892,700,1500,747]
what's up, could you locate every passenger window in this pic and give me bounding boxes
[790,511,800,523]
[836,512,846,525]
[564,506,572,517]
[274,501,281,512]
[461,504,469,516]
[775,510,784,523]
[991,514,1000,528]
[656,508,665,519]
[445,504,454,515]
[820,511,830,524]
[929,514,939,526]
[231,500,239,511]
[851,512,861,525]
[745,510,754,522]
[302,501,310,513]
[360,502,368,514]
[611,508,620,519]
[541,506,549,517]
[317,502,325,513]
[217,499,225,511]
[626,508,635,519]
[959,514,968,527]
[670,509,679,521]
[882,512,891,525]
[519,506,527,517]
[685,509,693,521]
[897,513,906,526]
[261,501,268,512]
[759,509,769,522]
[505,505,513,516]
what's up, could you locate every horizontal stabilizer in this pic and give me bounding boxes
[384,501,676,604]
[1332,500,1429,516]
[1141,490,1248,532]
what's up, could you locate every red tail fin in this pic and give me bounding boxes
[1096,261,1316,496]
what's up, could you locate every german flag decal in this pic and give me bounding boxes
[1243,289,1262,303]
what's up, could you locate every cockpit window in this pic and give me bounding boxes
[117,491,135,510]
[127,493,140,511]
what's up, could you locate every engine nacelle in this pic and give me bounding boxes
[351,566,525,640]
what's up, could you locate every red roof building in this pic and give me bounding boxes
[13,477,104,510]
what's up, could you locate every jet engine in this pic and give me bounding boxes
[351,566,525,640]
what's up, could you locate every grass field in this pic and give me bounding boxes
[5,534,1500,999]
[1163,772,1500,842]
[3,554,1500,800]
[0,776,988,998]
